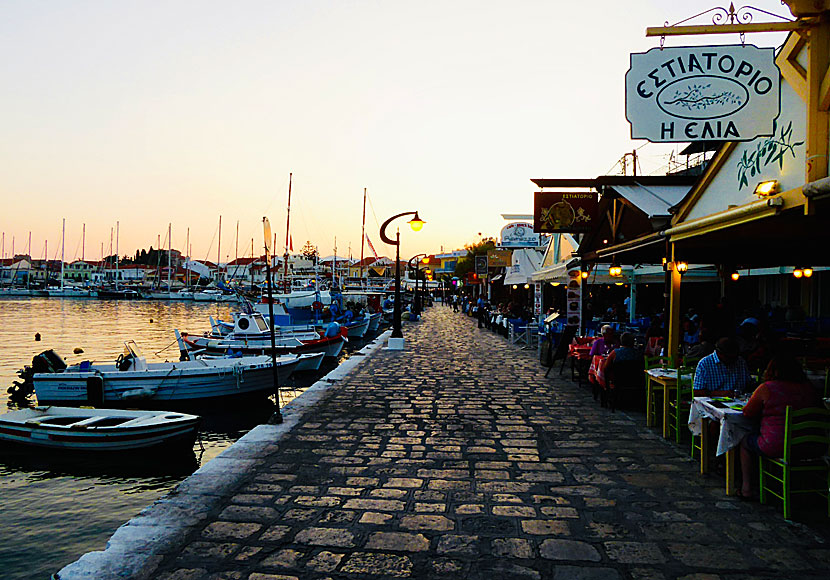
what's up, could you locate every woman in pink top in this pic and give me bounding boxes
[739,354,820,499]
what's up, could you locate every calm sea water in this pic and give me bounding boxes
[0,297,337,579]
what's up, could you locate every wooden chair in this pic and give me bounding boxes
[759,406,830,520]
[644,355,674,428]
[666,366,695,444]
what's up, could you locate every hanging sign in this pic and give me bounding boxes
[474,255,488,277]
[487,249,513,268]
[534,192,598,233]
[499,222,541,248]
[626,45,780,142]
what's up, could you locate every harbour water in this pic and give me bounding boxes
[0,297,345,579]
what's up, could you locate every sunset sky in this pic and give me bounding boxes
[0,1,791,263]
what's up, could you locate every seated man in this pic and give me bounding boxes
[693,337,752,397]
[589,325,619,357]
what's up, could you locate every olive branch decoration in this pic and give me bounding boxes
[736,120,804,189]
[663,84,742,111]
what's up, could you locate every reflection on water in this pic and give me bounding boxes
[0,297,338,579]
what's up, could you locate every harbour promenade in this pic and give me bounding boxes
[63,306,829,579]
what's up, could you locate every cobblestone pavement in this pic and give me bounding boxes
[152,306,830,580]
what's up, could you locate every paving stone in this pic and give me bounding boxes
[342,498,405,511]
[604,541,666,564]
[436,534,479,555]
[261,548,303,568]
[305,551,344,572]
[366,532,430,552]
[520,519,570,536]
[294,527,355,548]
[359,511,394,525]
[492,537,534,559]
[401,514,455,531]
[340,552,413,577]
[493,505,536,517]
[539,539,601,561]
[201,521,262,540]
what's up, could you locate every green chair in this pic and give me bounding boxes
[759,406,830,520]
[666,366,695,444]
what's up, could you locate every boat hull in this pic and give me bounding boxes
[33,357,298,406]
[0,407,200,451]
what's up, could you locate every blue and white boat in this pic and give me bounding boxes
[32,342,299,406]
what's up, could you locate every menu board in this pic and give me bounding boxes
[566,267,582,331]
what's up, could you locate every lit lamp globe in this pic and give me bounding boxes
[408,213,425,231]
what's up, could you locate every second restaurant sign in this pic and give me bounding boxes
[626,45,780,143]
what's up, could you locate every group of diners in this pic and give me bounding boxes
[569,321,828,507]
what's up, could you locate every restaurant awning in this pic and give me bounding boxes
[504,248,544,285]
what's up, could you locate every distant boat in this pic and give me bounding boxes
[97,287,141,300]
[0,406,200,452]
[32,341,299,406]
[193,288,237,302]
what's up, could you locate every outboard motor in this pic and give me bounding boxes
[32,350,67,374]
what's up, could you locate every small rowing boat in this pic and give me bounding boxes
[0,406,200,451]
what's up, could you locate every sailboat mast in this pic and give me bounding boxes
[27,231,31,290]
[82,223,85,262]
[283,173,292,292]
[217,215,222,284]
[361,188,366,283]
[60,218,65,290]
[186,227,190,290]
[115,221,120,289]
[168,223,172,290]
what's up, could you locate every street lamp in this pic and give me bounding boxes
[408,253,427,316]
[380,211,425,349]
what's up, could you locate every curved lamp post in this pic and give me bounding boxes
[380,211,425,346]
[408,253,427,316]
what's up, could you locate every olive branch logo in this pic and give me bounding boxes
[664,84,742,111]
[736,120,804,189]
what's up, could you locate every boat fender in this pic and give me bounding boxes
[35,333,41,342]
[325,322,340,338]
[86,376,104,406]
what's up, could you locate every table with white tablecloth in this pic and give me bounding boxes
[688,397,753,495]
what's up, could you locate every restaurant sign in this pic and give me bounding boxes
[625,45,780,143]
[534,192,598,234]
[487,249,513,268]
[500,222,541,248]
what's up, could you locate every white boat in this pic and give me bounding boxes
[180,312,347,359]
[47,285,96,298]
[193,288,237,302]
[0,406,200,451]
[367,311,382,333]
[32,342,300,406]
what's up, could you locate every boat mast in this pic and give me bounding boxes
[60,218,65,291]
[168,223,172,291]
[27,231,31,290]
[186,227,190,291]
[283,173,292,293]
[217,215,222,285]
[361,187,366,285]
[82,223,85,262]
[115,221,120,290]
[155,234,162,289]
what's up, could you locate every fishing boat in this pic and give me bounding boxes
[0,406,200,451]
[179,312,347,359]
[32,342,300,406]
